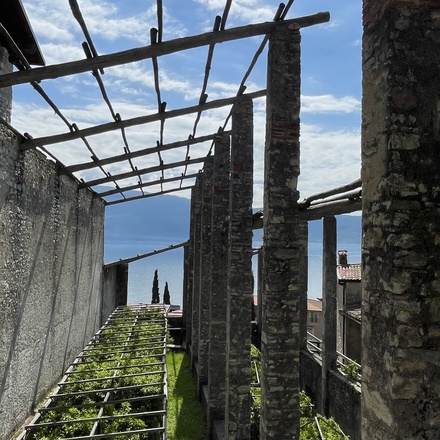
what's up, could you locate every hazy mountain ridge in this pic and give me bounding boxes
[104,190,361,246]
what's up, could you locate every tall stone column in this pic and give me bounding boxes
[208,131,231,431]
[225,98,253,440]
[190,174,203,372]
[198,157,213,392]
[261,23,302,440]
[0,47,12,123]
[321,216,337,415]
[362,1,440,438]
[185,182,198,350]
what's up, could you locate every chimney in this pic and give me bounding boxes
[338,250,348,265]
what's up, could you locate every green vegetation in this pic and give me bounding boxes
[27,307,166,440]
[341,359,361,382]
[152,269,160,303]
[166,350,206,440]
[163,282,171,305]
[250,345,349,440]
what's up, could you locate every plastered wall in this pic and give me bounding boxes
[0,47,105,439]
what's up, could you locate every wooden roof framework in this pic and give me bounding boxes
[0,0,332,206]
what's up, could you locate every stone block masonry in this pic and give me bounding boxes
[0,45,105,439]
[208,132,231,432]
[362,1,440,438]
[225,99,254,440]
[261,23,303,440]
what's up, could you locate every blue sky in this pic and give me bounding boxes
[12,0,363,207]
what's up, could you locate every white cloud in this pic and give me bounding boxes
[301,95,360,114]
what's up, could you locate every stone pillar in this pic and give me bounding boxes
[362,1,440,438]
[208,131,231,431]
[185,180,198,351]
[190,174,203,372]
[0,47,12,123]
[182,242,189,341]
[261,23,302,440]
[257,248,263,335]
[198,158,213,391]
[225,99,253,440]
[320,216,337,415]
[299,221,308,351]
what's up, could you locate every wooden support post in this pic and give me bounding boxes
[321,216,337,415]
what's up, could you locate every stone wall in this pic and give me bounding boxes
[102,264,128,324]
[0,48,106,439]
[300,351,361,440]
[362,1,440,438]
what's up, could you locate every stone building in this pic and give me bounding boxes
[307,298,323,340]
[337,250,361,363]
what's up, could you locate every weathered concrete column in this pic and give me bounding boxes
[225,99,253,440]
[362,1,440,438]
[320,216,337,415]
[261,23,302,440]
[190,174,203,372]
[208,131,231,431]
[198,158,214,391]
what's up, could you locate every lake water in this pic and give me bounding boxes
[105,238,361,306]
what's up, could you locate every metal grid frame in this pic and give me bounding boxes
[18,305,168,440]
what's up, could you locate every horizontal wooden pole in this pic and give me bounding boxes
[20,90,265,150]
[0,12,330,89]
[79,156,207,188]
[104,241,189,269]
[66,131,230,173]
[105,185,193,206]
[301,178,361,206]
[96,172,199,198]
[252,198,361,229]
[302,198,361,221]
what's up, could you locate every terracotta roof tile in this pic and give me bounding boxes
[307,299,323,312]
[337,263,361,281]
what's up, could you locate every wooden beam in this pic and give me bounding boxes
[20,91,264,150]
[96,172,199,198]
[105,185,194,206]
[301,178,361,206]
[252,198,362,229]
[65,132,230,173]
[0,12,330,88]
[79,156,207,188]
[104,240,189,268]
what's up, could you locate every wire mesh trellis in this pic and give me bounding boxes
[18,305,168,440]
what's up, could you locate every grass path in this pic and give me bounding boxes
[166,350,207,440]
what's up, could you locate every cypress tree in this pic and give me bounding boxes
[163,282,171,305]
[151,269,160,304]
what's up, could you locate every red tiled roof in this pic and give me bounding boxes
[307,299,322,312]
[337,264,361,281]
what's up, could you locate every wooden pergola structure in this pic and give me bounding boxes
[0,0,359,215]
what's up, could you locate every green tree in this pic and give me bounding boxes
[163,282,171,305]
[151,269,160,304]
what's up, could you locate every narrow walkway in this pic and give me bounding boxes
[17,305,168,440]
